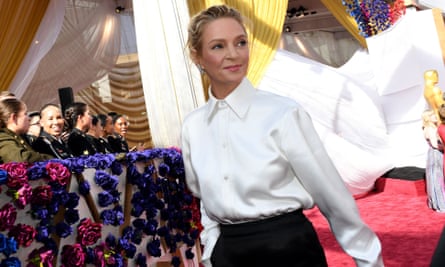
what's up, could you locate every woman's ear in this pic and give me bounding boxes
[190,48,199,65]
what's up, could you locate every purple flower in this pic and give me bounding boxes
[94,171,118,191]
[31,207,50,221]
[146,238,161,257]
[110,160,123,175]
[78,180,90,195]
[158,163,170,177]
[27,161,48,181]
[35,225,50,242]
[100,205,123,226]
[172,256,181,267]
[55,222,72,238]
[135,253,147,267]
[64,208,80,225]
[98,191,114,207]
[66,157,86,174]
[64,192,79,209]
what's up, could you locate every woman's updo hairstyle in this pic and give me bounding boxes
[187,5,246,55]
[0,93,24,128]
[64,102,87,132]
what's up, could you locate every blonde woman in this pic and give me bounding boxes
[181,5,382,267]
[0,95,52,163]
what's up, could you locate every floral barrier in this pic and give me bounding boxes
[0,148,202,267]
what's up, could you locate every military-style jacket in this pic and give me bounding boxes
[32,131,74,159]
[0,128,53,163]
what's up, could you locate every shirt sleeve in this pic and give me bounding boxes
[281,107,383,267]
[181,122,220,267]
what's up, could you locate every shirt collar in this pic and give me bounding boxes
[206,77,255,121]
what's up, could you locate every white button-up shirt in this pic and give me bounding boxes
[181,77,383,267]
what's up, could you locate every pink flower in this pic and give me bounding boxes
[31,185,53,206]
[46,162,71,186]
[93,243,106,267]
[8,223,37,247]
[0,203,17,231]
[27,247,55,267]
[2,162,29,189]
[61,243,85,267]
[77,218,102,246]
[14,183,32,209]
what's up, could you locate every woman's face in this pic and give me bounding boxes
[15,104,30,135]
[196,17,249,94]
[114,116,129,137]
[40,106,65,137]
[103,116,114,136]
[77,107,91,131]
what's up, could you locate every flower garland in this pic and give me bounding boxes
[0,148,202,267]
[342,0,406,37]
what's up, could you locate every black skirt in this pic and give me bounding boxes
[211,209,327,267]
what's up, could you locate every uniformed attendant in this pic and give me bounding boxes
[64,102,97,157]
[107,113,129,153]
[0,94,52,163]
[32,104,73,159]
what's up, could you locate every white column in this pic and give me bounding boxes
[133,0,205,148]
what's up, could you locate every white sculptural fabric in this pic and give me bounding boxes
[258,49,395,195]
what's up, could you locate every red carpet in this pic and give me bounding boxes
[304,177,445,267]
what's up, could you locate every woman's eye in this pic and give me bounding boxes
[238,40,247,46]
[212,44,223,50]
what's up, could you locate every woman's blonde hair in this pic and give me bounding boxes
[0,94,25,128]
[187,5,246,56]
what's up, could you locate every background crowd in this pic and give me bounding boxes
[0,91,143,164]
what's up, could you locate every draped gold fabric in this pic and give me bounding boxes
[320,0,367,48]
[186,0,287,95]
[0,0,49,91]
[77,60,153,150]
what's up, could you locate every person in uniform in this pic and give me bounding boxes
[32,104,73,159]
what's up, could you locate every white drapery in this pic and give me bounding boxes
[16,0,122,111]
[7,0,65,98]
[133,0,205,148]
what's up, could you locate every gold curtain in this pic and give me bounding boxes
[186,0,287,95]
[0,0,49,91]
[320,0,367,48]
[77,60,153,150]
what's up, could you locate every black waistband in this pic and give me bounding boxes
[220,209,305,236]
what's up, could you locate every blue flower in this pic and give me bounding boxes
[0,256,21,267]
[0,234,6,254]
[2,237,17,258]
[0,169,7,185]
